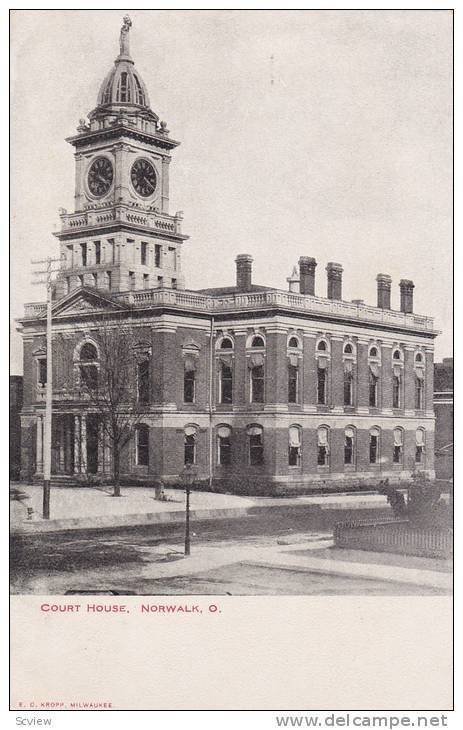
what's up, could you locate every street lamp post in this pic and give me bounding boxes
[181,465,196,556]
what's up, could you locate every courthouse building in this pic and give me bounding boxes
[18,19,438,492]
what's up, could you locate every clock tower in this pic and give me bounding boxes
[54,16,188,298]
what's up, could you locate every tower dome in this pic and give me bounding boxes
[88,16,159,127]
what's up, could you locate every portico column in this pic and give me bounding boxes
[74,415,80,474]
[80,415,87,473]
[36,415,43,473]
[59,418,66,473]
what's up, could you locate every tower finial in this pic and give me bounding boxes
[119,15,132,57]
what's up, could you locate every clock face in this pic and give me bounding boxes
[87,157,113,197]
[131,158,157,197]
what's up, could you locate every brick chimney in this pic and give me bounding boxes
[299,257,317,295]
[399,279,414,313]
[376,273,392,310]
[235,254,253,292]
[326,262,343,300]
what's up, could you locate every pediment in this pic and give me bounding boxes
[52,288,125,318]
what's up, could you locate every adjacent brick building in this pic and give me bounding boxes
[17,18,438,493]
[434,358,453,481]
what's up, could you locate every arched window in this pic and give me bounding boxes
[369,427,380,464]
[220,337,233,350]
[317,340,327,352]
[79,342,99,389]
[317,426,330,466]
[344,343,353,355]
[369,346,378,358]
[134,74,145,105]
[135,424,149,466]
[288,336,300,349]
[217,425,232,466]
[415,429,426,463]
[288,426,302,467]
[415,352,423,363]
[393,428,404,464]
[393,349,402,361]
[184,425,197,465]
[251,335,265,348]
[344,427,355,466]
[80,343,98,361]
[220,362,233,404]
[247,424,264,466]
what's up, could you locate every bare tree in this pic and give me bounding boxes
[79,319,151,496]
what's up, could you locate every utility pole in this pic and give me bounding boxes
[31,256,62,519]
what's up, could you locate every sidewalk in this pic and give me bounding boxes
[10,483,389,535]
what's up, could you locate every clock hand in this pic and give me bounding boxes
[142,177,154,190]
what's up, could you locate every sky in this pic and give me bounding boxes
[10,9,453,373]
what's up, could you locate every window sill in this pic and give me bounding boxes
[317,465,330,472]
[344,464,356,472]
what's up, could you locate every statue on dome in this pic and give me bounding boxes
[119,15,132,56]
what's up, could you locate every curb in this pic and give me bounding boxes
[11,500,390,536]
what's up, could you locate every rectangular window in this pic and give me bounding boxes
[137,360,150,403]
[369,372,378,407]
[251,365,264,403]
[393,445,402,464]
[136,427,149,466]
[218,435,231,466]
[344,371,353,406]
[184,435,196,465]
[155,244,162,268]
[143,274,149,289]
[220,364,233,404]
[106,271,112,291]
[369,435,378,464]
[128,271,136,290]
[107,239,115,264]
[172,278,177,289]
[37,359,47,387]
[167,246,176,269]
[344,436,354,465]
[94,241,101,265]
[158,276,164,287]
[317,366,326,405]
[415,377,424,410]
[317,445,328,466]
[141,242,148,266]
[184,370,195,403]
[393,376,401,408]
[288,365,298,403]
[416,445,423,463]
[80,243,87,267]
[249,434,264,465]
